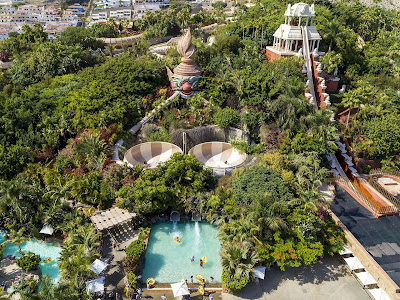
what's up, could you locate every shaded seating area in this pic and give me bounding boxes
[90,208,136,231]
[90,207,137,246]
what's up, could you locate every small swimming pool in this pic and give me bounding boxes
[142,221,222,283]
[0,231,61,282]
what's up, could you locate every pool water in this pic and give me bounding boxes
[0,231,61,282]
[142,221,222,283]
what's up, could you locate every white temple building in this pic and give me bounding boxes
[266,3,321,60]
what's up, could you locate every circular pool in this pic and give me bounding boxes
[188,142,246,169]
[124,142,182,169]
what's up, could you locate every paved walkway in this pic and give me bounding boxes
[103,226,138,298]
[222,255,369,300]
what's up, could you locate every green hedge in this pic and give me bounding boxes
[221,269,249,294]
[17,251,41,272]
[126,240,147,258]
[127,272,138,289]
[213,108,240,128]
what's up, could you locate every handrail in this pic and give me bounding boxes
[332,174,397,215]
[368,169,400,209]
[301,26,318,109]
[370,168,400,179]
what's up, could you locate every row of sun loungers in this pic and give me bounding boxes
[340,245,390,300]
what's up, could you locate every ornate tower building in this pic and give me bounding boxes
[266,3,321,61]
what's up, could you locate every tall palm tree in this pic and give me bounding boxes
[218,217,260,244]
[319,19,343,52]
[66,225,100,255]
[220,242,260,280]
[270,95,311,135]
[341,86,373,130]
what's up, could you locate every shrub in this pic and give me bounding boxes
[213,108,240,128]
[147,128,171,143]
[127,272,138,289]
[232,165,293,205]
[17,251,41,271]
[230,141,265,155]
[221,269,249,294]
[126,240,146,258]
[366,114,400,159]
[360,163,372,174]
[0,243,5,261]
[123,256,141,274]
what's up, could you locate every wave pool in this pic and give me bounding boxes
[0,231,61,282]
[142,221,222,283]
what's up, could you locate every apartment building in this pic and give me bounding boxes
[0,4,81,39]
[95,0,131,10]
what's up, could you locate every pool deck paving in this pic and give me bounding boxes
[221,255,369,300]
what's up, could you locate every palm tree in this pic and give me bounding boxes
[58,246,97,289]
[218,217,260,244]
[341,86,373,130]
[319,19,343,52]
[66,225,100,255]
[270,95,311,136]
[220,242,260,280]
[292,152,332,190]
[5,227,27,251]
[75,133,109,170]
[106,44,115,57]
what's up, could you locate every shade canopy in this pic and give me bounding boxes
[368,288,391,300]
[90,259,108,275]
[254,266,266,279]
[90,207,136,231]
[356,271,377,286]
[170,282,190,297]
[344,257,364,271]
[339,245,353,256]
[39,225,54,235]
[86,277,105,293]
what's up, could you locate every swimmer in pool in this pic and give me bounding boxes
[190,256,194,262]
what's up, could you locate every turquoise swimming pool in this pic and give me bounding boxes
[0,231,61,282]
[142,221,222,283]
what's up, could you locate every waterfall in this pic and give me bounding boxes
[173,220,178,232]
[194,221,200,246]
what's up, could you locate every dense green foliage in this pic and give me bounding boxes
[126,240,146,258]
[17,251,41,271]
[127,272,138,289]
[3,0,396,295]
[221,269,249,294]
[213,108,240,128]
[232,165,293,205]
[0,55,167,179]
[118,153,216,214]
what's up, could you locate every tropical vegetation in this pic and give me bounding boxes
[0,0,398,297]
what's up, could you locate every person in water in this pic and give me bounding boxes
[190,256,194,262]
[200,259,203,267]
[190,276,193,283]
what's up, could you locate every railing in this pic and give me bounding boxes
[333,174,398,215]
[370,168,400,179]
[368,169,400,209]
[301,26,318,109]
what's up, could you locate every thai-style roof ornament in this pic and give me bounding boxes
[167,29,202,99]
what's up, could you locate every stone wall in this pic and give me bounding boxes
[171,125,250,152]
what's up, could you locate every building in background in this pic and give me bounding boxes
[0,3,82,40]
